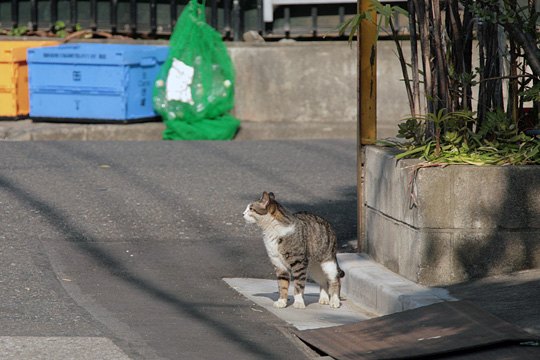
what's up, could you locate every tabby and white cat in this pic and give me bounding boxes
[243,191,344,309]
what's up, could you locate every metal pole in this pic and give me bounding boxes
[90,0,97,31]
[30,0,37,31]
[170,0,178,31]
[111,0,118,34]
[311,6,317,37]
[284,7,290,38]
[210,0,218,29]
[150,0,157,35]
[257,0,263,35]
[130,0,137,36]
[70,0,77,31]
[232,0,241,41]
[11,0,18,29]
[224,0,232,39]
[357,0,377,252]
[50,0,58,30]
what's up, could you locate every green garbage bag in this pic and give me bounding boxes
[153,0,240,140]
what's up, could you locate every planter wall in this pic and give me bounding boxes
[364,145,540,286]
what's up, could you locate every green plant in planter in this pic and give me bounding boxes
[8,26,28,36]
[392,109,540,165]
[53,21,70,38]
[342,0,540,165]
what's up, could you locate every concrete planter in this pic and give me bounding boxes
[364,145,540,286]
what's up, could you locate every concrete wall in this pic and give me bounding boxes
[364,146,540,286]
[228,41,410,139]
[1,37,410,140]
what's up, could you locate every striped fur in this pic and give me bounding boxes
[243,191,344,309]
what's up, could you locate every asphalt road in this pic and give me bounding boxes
[0,140,357,359]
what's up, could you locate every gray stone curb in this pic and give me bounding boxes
[0,120,356,141]
[338,253,457,316]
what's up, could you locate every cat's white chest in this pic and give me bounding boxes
[262,223,295,272]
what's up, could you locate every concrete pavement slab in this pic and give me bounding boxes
[225,254,457,333]
[224,278,374,330]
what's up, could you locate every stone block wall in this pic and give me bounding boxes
[364,146,540,286]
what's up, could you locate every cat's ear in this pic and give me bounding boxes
[261,191,271,207]
[268,192,275,200]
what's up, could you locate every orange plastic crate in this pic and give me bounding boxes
[0,40,60,119]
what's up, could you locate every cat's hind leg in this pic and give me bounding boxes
[308,261,330,305]
[321,260,341,308]
[274,270,289,308]
[291,260,308,309]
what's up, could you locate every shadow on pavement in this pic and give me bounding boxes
[446,271,540,337]
[0,170,281,359]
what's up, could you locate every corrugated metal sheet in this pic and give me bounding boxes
[295,301,540,360]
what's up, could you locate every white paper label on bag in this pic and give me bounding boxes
[166,59,195,104]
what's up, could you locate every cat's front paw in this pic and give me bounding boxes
[329,294,341,309]
[319,290,330,305]
[273,298,288,308]
[293,300,306,309]
[293,294,306,309]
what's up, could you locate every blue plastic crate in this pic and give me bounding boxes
[27,43,168,123]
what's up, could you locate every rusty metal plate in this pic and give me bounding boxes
[295,301,540,360]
